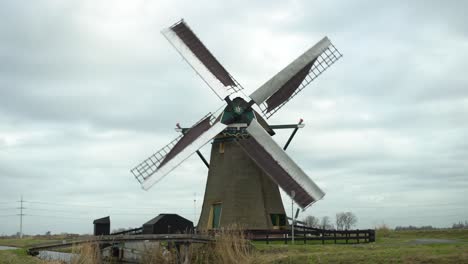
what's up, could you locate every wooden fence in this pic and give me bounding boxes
[246,225,375,244]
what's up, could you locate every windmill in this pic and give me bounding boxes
[131,19,342,230]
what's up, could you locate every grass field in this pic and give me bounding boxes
[0,236,66,248]
[0,248,44,264]
[0,236,71,264]
[254,229,468,263]
[0,229,467,263]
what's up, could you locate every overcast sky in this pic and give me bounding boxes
[1,0,467,235]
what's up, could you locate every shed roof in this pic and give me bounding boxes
[93,216,110,224]
[143,214,189,225]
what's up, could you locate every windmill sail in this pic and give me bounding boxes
[249,37,342,118]
[238,119,325,208]
[131,114,227,190]
[162,19,243,100]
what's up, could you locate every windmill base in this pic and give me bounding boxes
[198,140,287,230]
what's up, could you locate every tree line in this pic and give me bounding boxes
[380,220,468,231]
[303,212,358,230]
[451,221,468,229]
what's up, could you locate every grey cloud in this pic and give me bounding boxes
[1,0,467,234]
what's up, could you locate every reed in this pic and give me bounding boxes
[140,242,177,264]
[376,224,391,238]
[70,243,101,264]
[141,226,258,264]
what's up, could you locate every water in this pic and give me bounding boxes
[0,246,17,250]
[0,244,76,263]
[37,250,76,263]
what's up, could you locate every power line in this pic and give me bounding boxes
[27,205,198,211]
[350,203,468,209]
[25,208,180,217]
[25,207,197,214]
[28,214,91,220]
[15,203,198,220]
[0,201,16,204]
[23,200,196,210]
[373,213,468,220]
[0,207,17,210]
[0,200,199,225]
[16,197,468,208]
[0,214,16,217]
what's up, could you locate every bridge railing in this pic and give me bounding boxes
[110,227,143,236]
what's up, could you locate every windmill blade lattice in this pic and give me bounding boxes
[250,37,342,118]
[131,113,227,190]
[237,119,325,208]
[162,19,243,100]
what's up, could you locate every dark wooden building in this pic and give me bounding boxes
[93,216,110,236]
[142,214,193,234]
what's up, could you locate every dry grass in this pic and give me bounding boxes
[210,227,254,264]
[140,227,258,264]
[140,242,177,264]
[376,224,391,238]
[70,243,101,264]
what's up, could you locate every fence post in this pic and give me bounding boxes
[369,229,375,242]
[357,229,360,244]
[284,233,287,244]
[334,231,336,244]
[266,232,269,245]
[321,229,325,245]
[346,231,349,244]
[304,230,307,245]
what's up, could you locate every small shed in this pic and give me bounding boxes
[142,214,193,234]
[93,216,110,236]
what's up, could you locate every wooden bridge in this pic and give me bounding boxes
[27,234,213,255]
[28,227,374,254]
[27,227,375,263]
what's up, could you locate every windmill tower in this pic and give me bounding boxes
[131,19,342,230]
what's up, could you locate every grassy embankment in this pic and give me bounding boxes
[0,248,48,264]
[0,229,467,263]
[0,236,69,264]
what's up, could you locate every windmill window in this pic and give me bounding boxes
[219,142,225,154]
[212,203,222,228]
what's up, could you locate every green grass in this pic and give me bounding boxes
[0,249,44,264]
[0,235,77,263]
[377,229,468,243]
[1,230,467,263]
[253,229,468,263]
[255,242,468,263]
[0,236,66,248]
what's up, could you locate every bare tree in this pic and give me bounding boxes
[304,215,320,228]
[336,212,346,230]
[336,212,357,230]
[344,212,357,229]
[321,216,333,229]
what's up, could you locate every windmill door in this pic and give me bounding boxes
[270,214,287,229]
[212,203,222,228]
